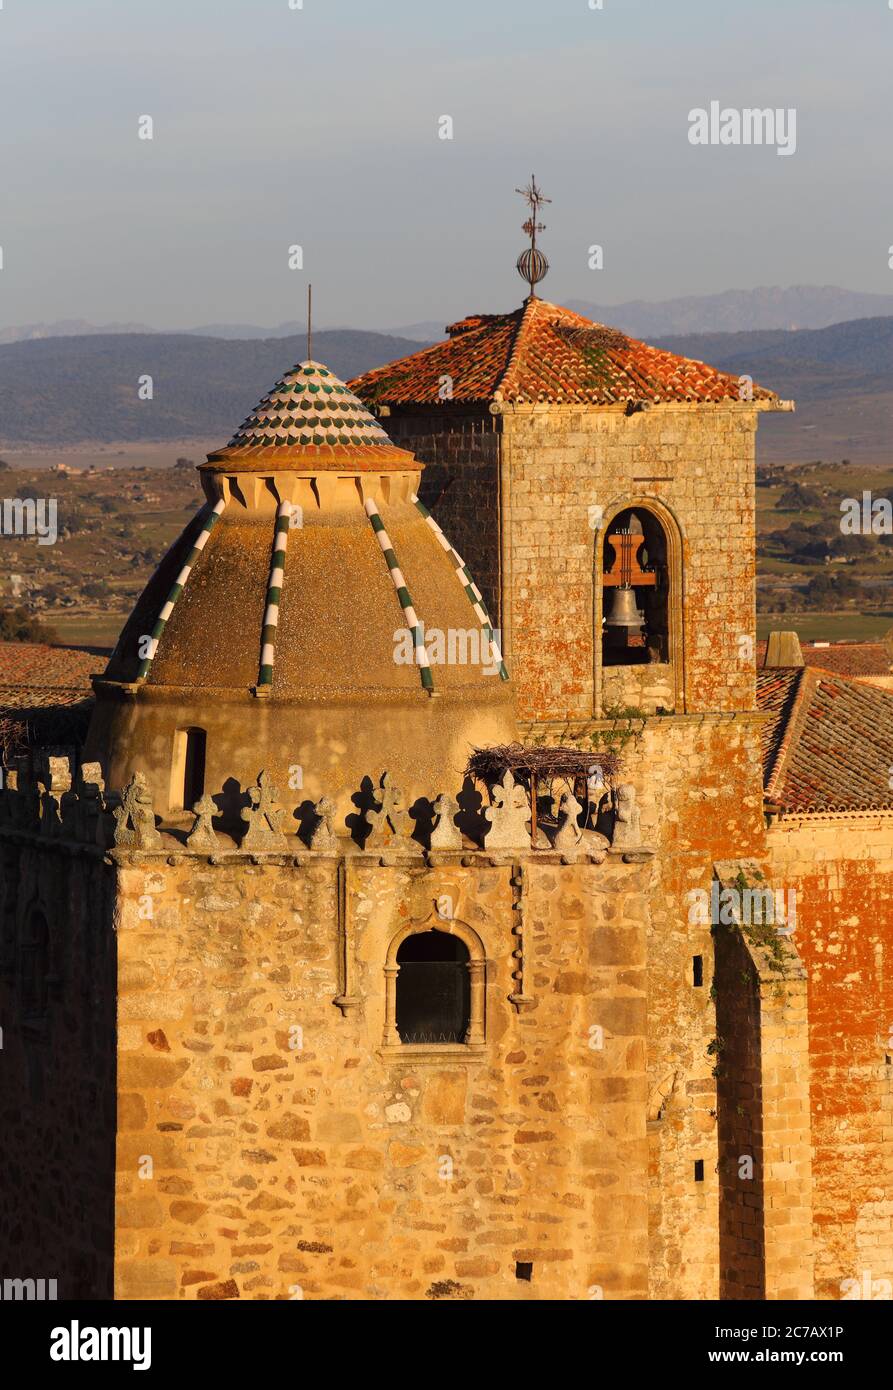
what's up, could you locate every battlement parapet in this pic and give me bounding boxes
[0,758,653,861]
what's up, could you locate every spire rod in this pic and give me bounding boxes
[307,283,313,362]
[515,175,551,298]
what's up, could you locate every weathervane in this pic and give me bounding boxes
[515,175,550,297]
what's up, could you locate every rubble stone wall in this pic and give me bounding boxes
[111,849,650,1301]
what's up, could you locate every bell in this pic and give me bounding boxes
[604,585,644,629]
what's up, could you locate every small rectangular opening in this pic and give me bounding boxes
[694,1159,704,1182]
[515,1261,533,1282]
[170,726,207,812]
[692,955,703,987]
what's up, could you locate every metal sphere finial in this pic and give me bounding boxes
[516,247,549,290]
[515,175,551,297]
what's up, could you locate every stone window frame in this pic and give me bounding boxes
[381,915,487,1061]
[593,494,686,716]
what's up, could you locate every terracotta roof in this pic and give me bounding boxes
[757,666,893,813]
[350,297,782,408]
[758,638,893,679]
[0,642,97,759]
[756,667,802,783]
[0,642,97,692]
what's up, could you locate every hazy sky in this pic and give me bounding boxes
[1,0,891,330]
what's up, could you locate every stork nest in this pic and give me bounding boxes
[0,700,92,763]
[555,325,629,354]
[465,743,621,794]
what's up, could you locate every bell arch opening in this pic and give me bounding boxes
[595,500,684,715]
[601,507,669,666]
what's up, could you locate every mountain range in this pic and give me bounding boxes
[1,313,892,463]
[0,331,425,446]
[5,285,893,346]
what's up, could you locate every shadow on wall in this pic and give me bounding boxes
[0,848,116,1299]
[713,918,766,1301]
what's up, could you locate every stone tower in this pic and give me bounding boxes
[0,356,658,1301]
[352,300,817,1300]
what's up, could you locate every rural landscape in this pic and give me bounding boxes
[3,299,893,650]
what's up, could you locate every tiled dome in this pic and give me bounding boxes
[227,360,394,450]
[88,355,515,822]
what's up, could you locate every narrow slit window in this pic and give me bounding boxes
[694,1159,705,1182]
[170,727,206,812]
[692,955,704,987]
[21,909,50,1019]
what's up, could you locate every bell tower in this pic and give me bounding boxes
[350,209,796,1301]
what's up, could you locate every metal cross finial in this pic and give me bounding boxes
[515,175,551,297]
[516,174,551,228]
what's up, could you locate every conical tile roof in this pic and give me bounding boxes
[227,359,394,450]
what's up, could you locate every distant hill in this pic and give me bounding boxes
[2,315,893,463]
[0,330,432,446]
[5,285,893,347]
[568,286,893,337]
[656,315,893,403]
[654,317,893,466]
[0,318,153,345]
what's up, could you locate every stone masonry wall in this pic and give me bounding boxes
[768,817,893,1300]
[521,710,768,1299]
[384,409,501,622]
[0,839,117,1298]
[112,849,650,1301]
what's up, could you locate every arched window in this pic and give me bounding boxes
[170,727,206,812]
[383,921,486,1051]
[396,932,469,1044]
[21,909,49,1020]
[601,507,669,667]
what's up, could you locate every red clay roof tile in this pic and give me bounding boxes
[758,667,893,813]
[351,297,781,408]
[758,638,893,679]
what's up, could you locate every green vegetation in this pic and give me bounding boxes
[756,456,893,638]
[0,606,56,642]
[0,460,201,647]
